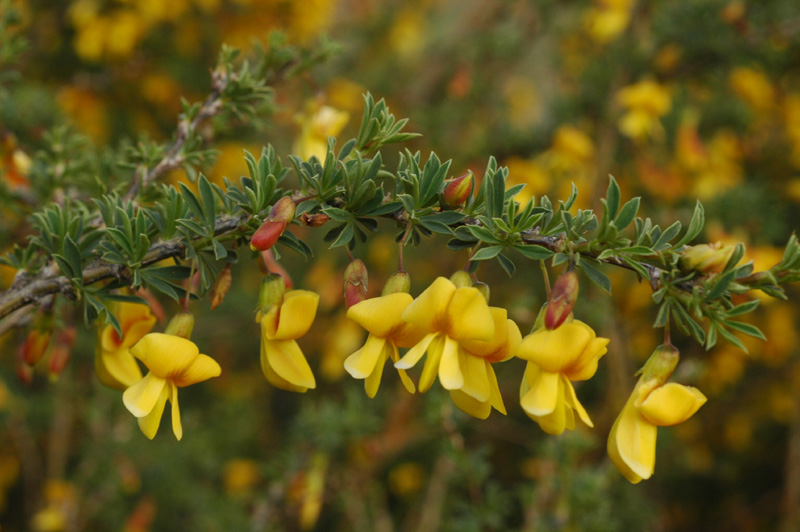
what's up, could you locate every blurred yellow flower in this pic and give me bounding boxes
[504,157,550,205]
[345,292,426,397]
[517,320,609,434]
[584,0,635,43]
[124,331,221,440]
[607,344,706,483]
[617,80,671,140]
[729,67,774,114]
[95,301,156,390]
[260,290,319,392]
[293,101,350,161]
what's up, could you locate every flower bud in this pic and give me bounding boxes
[48,345,71,381]
[639,343,680,385]
[301,212,330,227]
[16,359,33,385]
[680,242,736,274]
[343,259,369,309]
[270,196,297,223]
[442,172,473,208]
[381,271,411,296]
[258,273,286,315]
[21,328,51,366]
[250,220,286,252]
[449,270,472,288]
[545,271,579,330]
[164,311,195,339]
[210,264,233,310]
[474,281,490,304]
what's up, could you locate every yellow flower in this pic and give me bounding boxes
[260,290,319,392]
[395,276,506,418]
[516,320,609,434]
[123,332,221,440]
[449,306,521,419]
[95,302,156,389]
[607,345,706,483]
[293,101,349,161]
[616,80,671,140]
[345,292,426,397]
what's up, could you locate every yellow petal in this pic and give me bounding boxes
[389,344,416,394]
[170,383,183,440]
[344,334,386,379]
[401,277,455,331]
[100,324,123,353]
[124,372,167,418]
[458,350,490,402]
[264,339,316,390]
[418,334,444,393]
[173,354,221,387]
[391,321,428,349]
[438,336,464,390]
[563,378,593,428]
[269,290,319,340]
[136,382,170,440]
[607,395,656,483]
[460,307,514,360]
[520,367,560,416]
[118,302,157,348]
[395,332,437,370]
[565,336,609,381]
[516,322,592,372]
[486,363,506,415]
[130,333,199,379]
[638,383,707,427]
[363,343,391,398]
[444,287,494,341]
[95,348,143,390]
[347,293,414,337]
[449,389,492,419]
[260,340,310,393]
[530,379,569,435]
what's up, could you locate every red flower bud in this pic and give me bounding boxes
[442,172,474,208]
[545,271,579,330]
[270,196,297,223]
[21,328,51,366]
[210,264,233,310]
[48,345,71,380]
[343,259,368,309]
[250,220,286,252]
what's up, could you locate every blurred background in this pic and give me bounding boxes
[1,0,800,530]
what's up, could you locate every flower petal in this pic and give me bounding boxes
[260,340,310,393]
[124,372,167,418]
[170,383,183,441]
[563,378,593,428]
[347,293,414,337]
[129,333,200,379]
[516,322,592,372]
[607,395,657,483]
[520,367,560,416]
[95,348,143,390]
[418,334,444,393]
[118,302,157,348]
[173,354,221,387]
[445,287,494,341]
[395,332,437,370]
[363,343,391,398]
[450,389,491,419]
[344,334,386,379]
[389,344,416,394]
[638,383,707,427]
[401,277,455,331]
[136,382,169,440]
[264,339,316,390]
[438,336,464,390]
[529,378,570,435]
[486,363,506,415]
[458,350,490,402]
[270,290,319,340]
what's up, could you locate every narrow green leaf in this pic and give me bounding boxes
[497,253,516,276]
[653,220,682,250]
[723,320,767,340]
[514,244,554,260]
[614,197,640,231]
[675,201,705,247]
[471,246,504,261]
[606,175,620,220]
[580,260,612,293]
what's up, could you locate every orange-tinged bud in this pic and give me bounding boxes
[545,271,579,330]
[270,196,297,223]
[164,311,195,339]
[16,359,33,385]
[442,172,473,208]
[449,270,472,288]
[210,264,233,310]
[48,345,71,381]
[381,271,411,296]
[679,242,736,274]
[639,343,680,385]
[22,329,51,366]
[344,259,369,309]
[250,220,286,252]
[301,212,330,227]
[259,273,286,313]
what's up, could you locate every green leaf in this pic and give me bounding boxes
[497,253,515,276]
[726,299,761,317]
[471,246,504,261]
[715,323,748,353]
[614,197,640,231]
[330,222,354,248]
[514,244,554,260]
[198,174,216,229]
[653,220,682,250]
[605,175,620,220]
[723,320,766,340]
[580,260,611,294]
[62,235,83,280]
[704,269,737,302]
[675,201,705,247]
